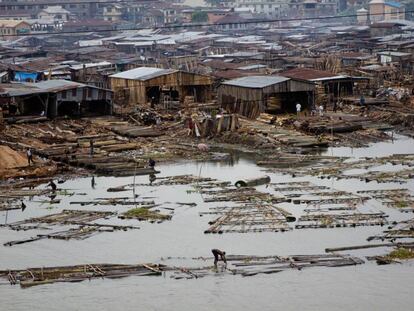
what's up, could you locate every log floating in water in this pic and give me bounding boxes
[325,242,414,253]
[235,176,271,188]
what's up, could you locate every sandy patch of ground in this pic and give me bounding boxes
[0,145,28,169]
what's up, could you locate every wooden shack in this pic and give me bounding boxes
[109,67,212,106]
[0,80,113,118]
[280,68,370,106]
[218,75,315,118]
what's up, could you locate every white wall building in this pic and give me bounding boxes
[233,0,289,17]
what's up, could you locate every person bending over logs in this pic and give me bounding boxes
[212,249,227,267]
[48,180,57,191]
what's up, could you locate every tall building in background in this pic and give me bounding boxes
[369,0,405,22]
[232,0,289,17]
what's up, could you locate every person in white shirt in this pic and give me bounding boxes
[319,105,324,116]
[296,103,301,117]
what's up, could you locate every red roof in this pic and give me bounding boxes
[280,68,339,80]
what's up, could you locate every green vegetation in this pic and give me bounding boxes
[122,208,171,221]
[386,248,414,260]
[395,200,408,208]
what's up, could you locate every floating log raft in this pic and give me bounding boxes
[1,210,116,231]
[367,218,414,242]
[70,199,155,207]
[0,263,164,288]
[267,154,414,180]
[357,189,414,213]
[0,189,51,199]
[0,252,365,288]
[4,224,140,247]
[326,242,414,253]
[134,175,219,186]
[200,181,294,233]
[204,203,293,234]
[119,207,172,223]
[296,212,388,229]
[2,209,140,246]
[169,253,364,279]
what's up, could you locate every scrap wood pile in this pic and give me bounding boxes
[2,210,139,247]
[367,101,414,136]
[169,254,364,279]
[286,113,392,147]
[1,263,165,288]
[273,181,388,229]
[358,189,414,213]
[189,113,240,138]
[368,218,414,242]
[0,118,167,177]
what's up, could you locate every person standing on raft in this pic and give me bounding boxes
[212,249,227,267]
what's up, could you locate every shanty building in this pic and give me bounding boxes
[0,80,113,119]
[218,75,315,118]
[109,67,212,106]
[280,68,370,104]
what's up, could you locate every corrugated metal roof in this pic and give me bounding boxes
[0,80,112,97]
[221,76,290,88]
[23,80,84,90]
[109,67,177,81]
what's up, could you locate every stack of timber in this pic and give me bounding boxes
[241,115,328,148]
[110,125,163,138]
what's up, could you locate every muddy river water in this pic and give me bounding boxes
[1,134,414,310]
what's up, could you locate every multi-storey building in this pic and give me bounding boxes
[232,0,289,17]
